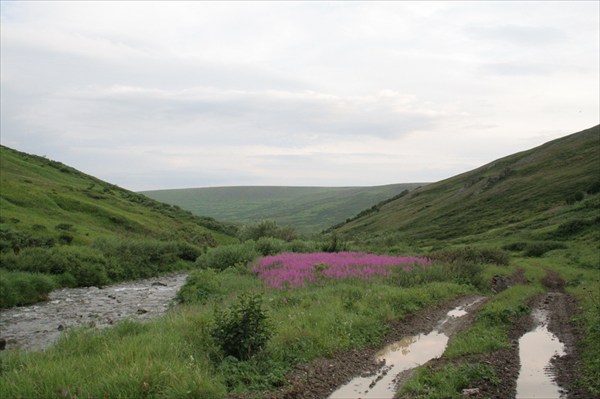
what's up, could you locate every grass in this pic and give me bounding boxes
[0,145,239,307]
[1,126,599,397]
[334,125,599,246]
[0,260,474,398]
[400,363,500,399]
[444,284,542,358]
[141,184,424,234]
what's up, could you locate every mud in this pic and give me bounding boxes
[0,273,187,351]
[475,270,591,399]
[231,295,487,399]
[329,297,485,399]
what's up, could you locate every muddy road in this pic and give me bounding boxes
[235,270,589,399]
[0,273,187,351]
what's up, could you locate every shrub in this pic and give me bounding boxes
[429,246,510,266]
[523,242,567,257]
[321,234,348,253]
[238,220,296,242]
[211,293,272,360]
[1,247,109,287]
[587,181,600,195]
[58,233,74,245]
[283,240,319,253]
[254,237,285,256]
[196,243,259,271]
[552,219,593,239]
[93,238,197,279]
[0,226,54,253]
[502,242,528,252]
[391,261,485,290]
[0,270,57,308]
[566,191,585,205]
[176,269,221,304]
[55,223,75,231]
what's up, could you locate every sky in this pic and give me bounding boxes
[1,1,598,191]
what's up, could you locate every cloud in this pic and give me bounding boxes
[465,24,566,46]
[1,1,598,191]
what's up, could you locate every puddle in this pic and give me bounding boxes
[516,309,565,399]
[0,273,187,351]
[329,298,483,399]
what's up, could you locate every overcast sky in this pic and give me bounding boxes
[1,1,598,191]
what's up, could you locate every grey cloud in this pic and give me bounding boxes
[466,24,567,46]
[478,62,554,77]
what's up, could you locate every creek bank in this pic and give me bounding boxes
[0,273,187,351]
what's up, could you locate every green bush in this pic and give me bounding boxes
[176,269,221,304]
[254,237,285,256]
[0,226,54,253]
[429,246,510,266]
[0,270,57,308]
[566,191,585,205]
[321,234,348,253]
[238,220,296,242]
[211,293,272,361]
[523,241,567,257]
[196,243,258,271]
[1,246,109,287]
[552,219,593,239]
[93,238,200,279]
[283,240,319,253]
[502,242,528,252]
[391,262,485,290]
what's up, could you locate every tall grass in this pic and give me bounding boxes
[0,262,473,398]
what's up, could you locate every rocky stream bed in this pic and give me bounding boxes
[0,273,187,351]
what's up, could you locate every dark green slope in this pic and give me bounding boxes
[142,184,424,234]
[333,125,600,245]
[0,145,237,247]
[0,145,238,307]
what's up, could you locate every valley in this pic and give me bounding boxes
[0,126,598,398]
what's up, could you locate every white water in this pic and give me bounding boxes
[0,273,187,351]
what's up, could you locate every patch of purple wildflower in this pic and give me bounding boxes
[252,252,430,289]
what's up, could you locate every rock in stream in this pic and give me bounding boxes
[0,273,187,351]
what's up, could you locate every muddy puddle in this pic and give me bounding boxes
[516,308,566,399]
[0,273,187,351]
[329,297,485,399]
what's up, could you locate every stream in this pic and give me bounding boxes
[0,273,187,351]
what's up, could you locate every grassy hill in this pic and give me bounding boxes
[141,184,424,234]
[332,125,600,249]
[0,145,237,307]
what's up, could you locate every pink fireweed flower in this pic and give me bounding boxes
[252,252,429,289]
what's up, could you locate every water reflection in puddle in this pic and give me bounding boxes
[516,309,565,399]
[329,299,481,399]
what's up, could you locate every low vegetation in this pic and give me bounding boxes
[1,126,598,398]
[0,145,237,308]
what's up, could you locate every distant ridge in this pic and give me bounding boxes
[142,184,425,234]
[331,125,600,245]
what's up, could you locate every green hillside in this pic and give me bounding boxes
[332,125,600,248]
[141,184,424,234]
[0,145,237,307]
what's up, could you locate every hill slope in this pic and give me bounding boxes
[332,125,600,246]
[0,146,237,247]
[141,184,424,234]
[0,145,237,306]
